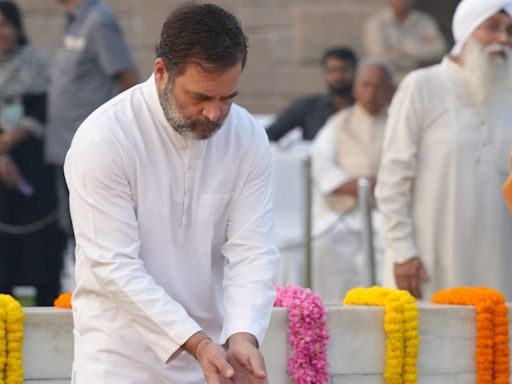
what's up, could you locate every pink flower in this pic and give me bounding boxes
[274,284,329,384]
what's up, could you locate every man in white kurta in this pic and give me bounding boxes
[65,4,278,383]
[364,0,446,82]
[376,0,512,301]
[312,62,394,302]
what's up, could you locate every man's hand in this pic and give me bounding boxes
[333,178,359,198]
[226,332,268,383]
[394,256,429,299]
[0,130,29,155]
[333,177,377,198]
[184,331,234,384]
[0,157,22,189]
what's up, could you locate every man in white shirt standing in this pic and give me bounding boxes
[364,0,447,82]
[376,0,512,301]
[64,3,278,383]
[311,61,394,301]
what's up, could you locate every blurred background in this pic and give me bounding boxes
[18,0,459,114]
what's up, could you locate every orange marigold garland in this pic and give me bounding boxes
[53,292,72,309]
[432,287,509,384]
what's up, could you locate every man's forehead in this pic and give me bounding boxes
[323,57,353,68]
[484,9,512,22]
[174,61,241,96]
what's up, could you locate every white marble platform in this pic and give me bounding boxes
[22,304,512,383]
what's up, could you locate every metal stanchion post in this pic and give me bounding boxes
[358,178,376,285]
[303,156,313,288]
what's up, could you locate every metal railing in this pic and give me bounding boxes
[299,156,376,288]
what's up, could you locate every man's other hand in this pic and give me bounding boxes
[185,331,234,384]
[226,332,268,384]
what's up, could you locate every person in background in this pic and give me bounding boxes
[266,47,357,142]
[65,3,278,383]
[45,0,139,237]
[0,1,65,305]
[364,0,446,82]
[376,0,512,301]
[311,60,394,301]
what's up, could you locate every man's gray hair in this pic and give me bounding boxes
[355,58,395,85]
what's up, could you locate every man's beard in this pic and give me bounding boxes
[158,81,224,141]
[329,83,353,97]
[463,37,512,110]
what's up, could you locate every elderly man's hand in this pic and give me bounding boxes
[394,256,429,299]
[226,332,268,384]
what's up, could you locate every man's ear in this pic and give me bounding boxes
[154,58,169,90]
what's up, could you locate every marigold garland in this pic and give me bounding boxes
[432,287,509,384]
[0,301,5,384]
[343,286,419,384]
[274,284,329,384]
[53,292,72,309]
[0,295,24,384]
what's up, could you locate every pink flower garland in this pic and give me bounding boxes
[274,284,329,384]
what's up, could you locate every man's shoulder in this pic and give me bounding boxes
[73,84,143,143]
[401,63,444,89]
[85,1,120,28]
[289,94,329,109]
[325,105,354,126]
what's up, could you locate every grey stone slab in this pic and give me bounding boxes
[23,307,74,380]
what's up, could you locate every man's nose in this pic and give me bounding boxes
[202,105,222,121]
[497,29,512,46]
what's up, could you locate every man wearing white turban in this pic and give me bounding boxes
[376,0,512,300]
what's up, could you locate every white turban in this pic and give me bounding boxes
[452,0,512,55]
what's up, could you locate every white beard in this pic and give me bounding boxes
[463,37,512,111]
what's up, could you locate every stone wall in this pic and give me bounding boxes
[22,305,512,383]
[16,0,457,114]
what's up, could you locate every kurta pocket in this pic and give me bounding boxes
[198,194,230,255]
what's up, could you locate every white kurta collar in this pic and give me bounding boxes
[353,103,388,123]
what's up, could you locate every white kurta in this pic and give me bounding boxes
[64,75,279,383]
[376,57,512,301]
[364,9,446,81]
[312,105,387,302]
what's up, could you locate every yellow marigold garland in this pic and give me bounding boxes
[0,295,24,384]
[432,287,509,384]
[343,287,419,384]
[0,301,5,384]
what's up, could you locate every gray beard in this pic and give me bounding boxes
[158,82,224,141]
[463,38,512,112]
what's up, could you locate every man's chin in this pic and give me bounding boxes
[330,87,353,97]
[187,127,221,141]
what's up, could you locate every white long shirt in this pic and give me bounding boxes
[364,9,446,81]
[376,57,512,301]
[313,104,387,229]
[64,75,279,383]
[311,104,387,301]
